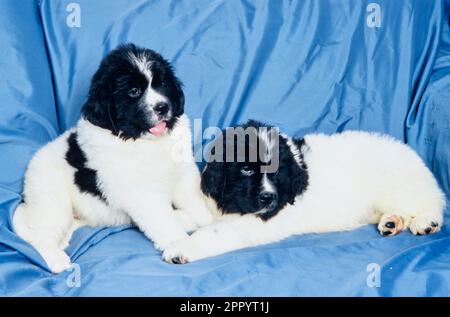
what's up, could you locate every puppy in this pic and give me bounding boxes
[163,120,445,263]
[13,44,213,273]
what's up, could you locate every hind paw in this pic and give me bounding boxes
[46,251,72,274]
[35,246,72,274]
[378,215,404,237]
[409,216,442,236]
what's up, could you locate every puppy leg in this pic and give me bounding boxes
[14,204,73,273]
[376,192,444,237]
[13,154,75,273]
[409,213,443,235]
[124,193,189,251]
[59,218,86,249]
[409,177,445,235]
[375,166,445,236]
[174,208,199,233]
[378,211,443,236]
[33,240,72,274]
[163,210,298,264]
[173,162,213,227]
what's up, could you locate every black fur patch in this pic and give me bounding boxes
[66,132,106,201]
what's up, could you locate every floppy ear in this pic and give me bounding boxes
[287,138,309,203]
[81,69,117,133]
[201,161,225,204]
[170,77,184,117]
[287,163,309,204]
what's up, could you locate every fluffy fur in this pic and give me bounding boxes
[13,44,213,273]
[163,121,446,264]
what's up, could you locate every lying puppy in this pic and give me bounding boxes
[163,120,445,263]
[13,44,212,273]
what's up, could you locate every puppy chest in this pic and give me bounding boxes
[97,150,177,186]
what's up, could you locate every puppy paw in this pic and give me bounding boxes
[409,216,442,236]
[44,250,72,274]
[378,215,404,236]
[169,255,189,265]
[162,238,198,264]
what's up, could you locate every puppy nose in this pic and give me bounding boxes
[259,192,276,205]
[154,102,169,116]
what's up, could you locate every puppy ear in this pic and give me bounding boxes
[171,77,184,117]
[287,137,309,203]
[288,164,308,204]
[81,69,117,133]
[201,161,225,203]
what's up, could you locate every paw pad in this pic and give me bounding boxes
[171,256,189,264]
[378,215,404,237]
[410,218,441,235]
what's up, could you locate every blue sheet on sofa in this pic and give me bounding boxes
[0,0,449,296]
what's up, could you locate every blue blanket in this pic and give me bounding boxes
[1,0,449,296]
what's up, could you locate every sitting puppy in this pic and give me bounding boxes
[13,44,212,273]
[163,120,446,263]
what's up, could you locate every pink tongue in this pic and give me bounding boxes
[149,121,167,136]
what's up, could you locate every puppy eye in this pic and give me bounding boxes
[240,166,254,176]
[128,87,142,98]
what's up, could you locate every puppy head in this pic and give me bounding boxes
[82,43,184,140]
[201,120,309,220]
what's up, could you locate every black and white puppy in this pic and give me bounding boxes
[13,44,213,273]
[163,120,445,263]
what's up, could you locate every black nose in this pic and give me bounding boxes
[259,192,276,206]
[154,102,169,116]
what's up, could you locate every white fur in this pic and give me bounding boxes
[283,133,303,168]
[261,174,275,193]
[163,131,446,263]
[128,51,153,82]
[13,114,213,273]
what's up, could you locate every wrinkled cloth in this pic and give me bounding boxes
[0,0,449,296]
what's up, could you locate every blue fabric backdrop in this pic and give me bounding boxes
[0,0,449,296]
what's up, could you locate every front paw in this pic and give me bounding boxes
[162,238,200,264]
